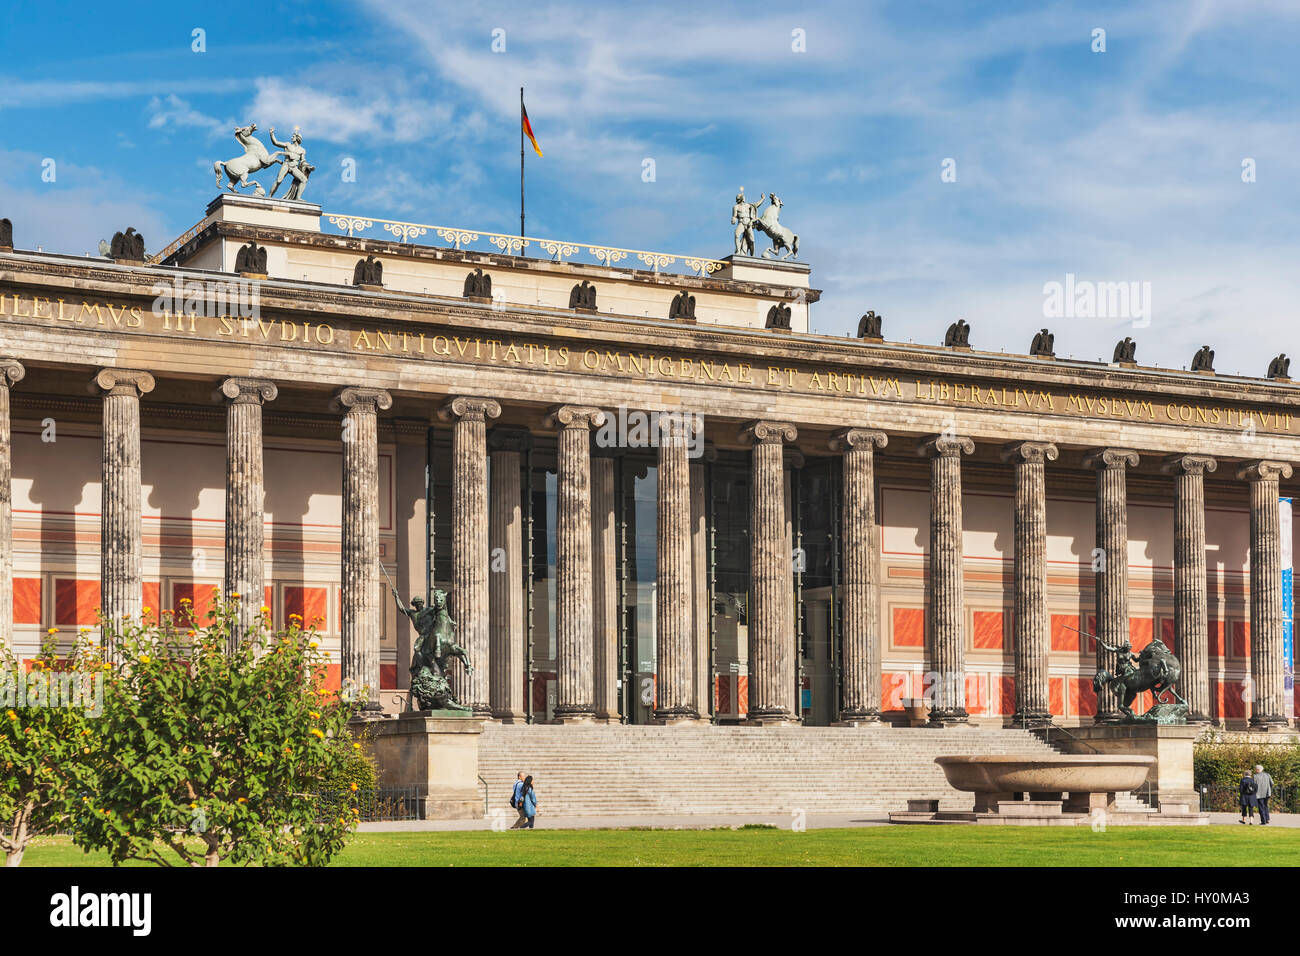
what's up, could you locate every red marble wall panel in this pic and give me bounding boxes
[12,578,41,624]
[172,583,218,629]
[1070,677,1097,716]
[285,586,329,631]
[1231,622,1250,660]
[973,611,1004,650]
[1050,614,1079,652]
[1129,617,1153,652]
[54,579,100,627]
[892,607,924,647]
[1049,677,1065,716]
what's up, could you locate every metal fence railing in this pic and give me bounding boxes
[1198,783,1295,814]
[314,786,421,823]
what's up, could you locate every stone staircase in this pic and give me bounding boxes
[478,724,1105,816]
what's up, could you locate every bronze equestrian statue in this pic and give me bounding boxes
[1092,634,1189,724]
[391,586,474,713]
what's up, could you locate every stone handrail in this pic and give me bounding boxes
[322,212,727,278]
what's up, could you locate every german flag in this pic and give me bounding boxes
[522,100,543,158]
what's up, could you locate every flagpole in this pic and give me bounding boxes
[514,85,520,240]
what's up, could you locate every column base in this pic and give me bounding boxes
[927,708,969,727]
[652,709,703,725]
[1012,711,1053,729]
[488,712,528,724]
[1248,716,1292,731]
[745,710,797,726]
[831,718,885,728]
[550,710,598,725]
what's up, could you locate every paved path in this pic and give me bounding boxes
[359,810,1296,832]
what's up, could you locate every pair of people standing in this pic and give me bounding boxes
[1238,765,1275,825]
[510,771,539,829]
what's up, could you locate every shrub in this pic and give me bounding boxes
[73,599,361,867]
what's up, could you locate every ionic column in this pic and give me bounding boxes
[1162,454,1217,724]
[438,396,502,715]
[831,428,888,722]
[0,360,25,647]
[740,420,798,722]
[93,369,155,641]
[1083,448,1140,722]
[1002,441,1058,727]
[488,429,530,721]
[655,413,699,722]
[221,378,277,648]
[338,387,392,711]
[544,405,606,722]
[917,435,974,725]
[591,451,620,721]
[689,446,714,719]
[1237,460,1293,728]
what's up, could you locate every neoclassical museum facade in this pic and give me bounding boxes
[0,194,1297,730]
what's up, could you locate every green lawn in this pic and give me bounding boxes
[18,825,1300,867]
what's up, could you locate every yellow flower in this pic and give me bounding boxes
[309,711,321,720]
[46,627,58,635]
[142,607,151,615]
[139,654,151,664]
[237,797,248,804]
[230,591,241,599]
[5,710,16,720]
[353,742,362,751]
[261,605,271,615]
[309,728,325,739]
[350,782,358,792]
[309,641,319,649]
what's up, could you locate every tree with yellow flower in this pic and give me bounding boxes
[75,598,360,867]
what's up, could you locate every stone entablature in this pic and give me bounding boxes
[1,257,1299,462]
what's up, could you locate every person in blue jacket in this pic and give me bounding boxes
[519,774,539,829]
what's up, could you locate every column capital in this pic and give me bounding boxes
[0,359,25,387]
[91,368,155,398]
[1000,440,1058,464]
[654,410,703,442]
[219,377,278,405]
[1161,454,1217,476]
[335,386,392,412]
[830,428,887,452]
[739,420,797,445]
[488,427,533,454]
[916,434,973,459]
[1082,447,1139,471]
[1236,459,1293,482]
[438,395,502,423]
[544,404,606,430]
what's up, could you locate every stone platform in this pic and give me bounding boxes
[356,711,485,820]
[889,798,1208,826]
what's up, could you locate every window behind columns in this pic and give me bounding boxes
[798,459,840,726]
[709,454,751,722]
[527,443,558,719]
[619,453,658,724]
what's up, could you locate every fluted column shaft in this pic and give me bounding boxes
[1084,448,1140,722]
[94,369,155,643]
[339,387,392,710]
[591,454,620,721]
[545,405,606,721]
[489,430,529,720]
[1238,460,1293,727]
[0,361,24,647]
[832,428,887,721]
[1164,455,1216,723]
[221,378,277,648]
[655,414,698,721]
[741,421,798,721]
[919,435,974,724]
[690,455,711,718]
[1003,441,1058,726]
[439,396,502,715]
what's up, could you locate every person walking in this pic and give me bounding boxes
[1238,770,1258,824]
[509,771,528,829]
[1253,764,1274,826]
[519,774,539,829]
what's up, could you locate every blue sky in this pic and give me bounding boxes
[2,0,1298,375]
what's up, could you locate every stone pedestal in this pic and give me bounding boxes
[1048,724,1200,810]
[358,712,485,820]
